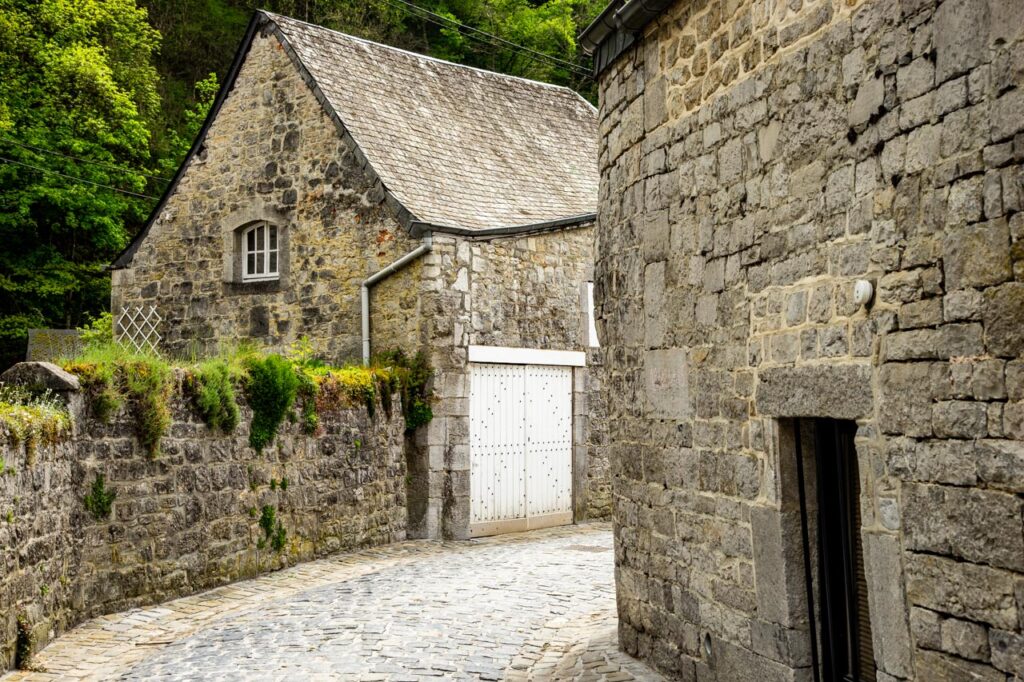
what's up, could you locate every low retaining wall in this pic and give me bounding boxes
[0,364,406,670]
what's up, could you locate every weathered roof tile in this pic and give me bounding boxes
[267,12,598,232]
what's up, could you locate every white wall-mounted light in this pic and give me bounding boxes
[853,279,874,307]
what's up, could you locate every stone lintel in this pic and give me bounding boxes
[755,364,872,420]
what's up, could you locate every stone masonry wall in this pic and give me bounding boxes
[595,0,1023,679]
[411,227,607,539]
[112,29,423,364]
[0,367,405,671]
[111,26,608,541]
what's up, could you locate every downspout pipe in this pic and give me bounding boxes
[361,232,433,365]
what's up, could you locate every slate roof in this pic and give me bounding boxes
[113,12,597,268]
[268,12,598,233]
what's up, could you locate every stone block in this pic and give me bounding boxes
[989,629,1024,676]
[984,282,1024,357]
[755,364,872,420]
[976,439,1024,493]
[934,0,990,83]
[905,553,1018,629]
[897,57,935,102]
[992,87,1024,142]
[882,324,984,361]
[898,298,942,329]
[914,650,1003,682]
[863,532,913,677]
[940,617,990,662]
[849,77,884,127]
[932,400,988,438]
[1,361,81,392]
[644,348,691,420]
[751,506,807,628]
[1004,401,1024,439]
[943,218,1012,290]
[704,634,797,682]
[943,288,983,322]
[902,482,1024,571]
[910,607,942,649]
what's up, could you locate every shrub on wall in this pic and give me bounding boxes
[83,472,116,520]
[245,354,299,452]
[372,349,434,431]
[189,359,240,434]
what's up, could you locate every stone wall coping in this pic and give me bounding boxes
[1,361,81,392]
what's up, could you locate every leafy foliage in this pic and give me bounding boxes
[245,354,299,452]
[0,0,162,369]
[257,503,287,552]
[0,384,72,455]
[15,613,33,670]
[372,348,434,431]
[63,345,173,457]
[78,312,114,349]
[190,358,240,433]
[83,472,117,520]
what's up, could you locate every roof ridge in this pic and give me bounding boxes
[258,10,589,101]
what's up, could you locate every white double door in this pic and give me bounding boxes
[469,362,573,537]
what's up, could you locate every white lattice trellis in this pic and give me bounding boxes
[116,306,163,354]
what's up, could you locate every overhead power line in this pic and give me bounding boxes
[1,137,173,183]
[378,0,593,79]
[0,156,160,200]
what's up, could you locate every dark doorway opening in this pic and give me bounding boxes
[794,418,875,682]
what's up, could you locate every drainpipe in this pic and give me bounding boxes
[361,232,433,365]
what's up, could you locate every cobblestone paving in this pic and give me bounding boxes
[4,523,661,681]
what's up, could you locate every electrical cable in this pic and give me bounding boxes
[377,0,592,79]
[0,137,172,183]
[0,156,160,200]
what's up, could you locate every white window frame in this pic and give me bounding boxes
[241,222,279,282]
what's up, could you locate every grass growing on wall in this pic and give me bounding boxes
[63,345,173,458]
[83,473,116,520]
[0,385,72,456]
[55,337,435,455]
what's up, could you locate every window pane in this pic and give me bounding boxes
[269,226,277,250]
[256,224,264,250]
[255,255,264,274]
[247,229,255,251]
[247,253,255,274]
[269,251,278,274]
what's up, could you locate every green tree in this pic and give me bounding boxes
[156,72,219,178]
[0,0,162,368]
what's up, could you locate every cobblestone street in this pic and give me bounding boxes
[3,523,660,681]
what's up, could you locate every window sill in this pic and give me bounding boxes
[224,279,282,295]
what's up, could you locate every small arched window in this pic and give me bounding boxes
[241,222,278,281]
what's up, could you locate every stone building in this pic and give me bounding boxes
[581,0,1023,680]
[111,11,608,540]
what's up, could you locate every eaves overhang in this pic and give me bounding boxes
[579,0,676,77]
